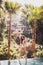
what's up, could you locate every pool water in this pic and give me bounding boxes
[0,59,43,65]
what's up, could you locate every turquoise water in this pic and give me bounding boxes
[8,59,43,65]
[0,59,43,65]
[26,59,43,65]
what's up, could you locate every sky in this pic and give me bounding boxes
[9,0,43,7]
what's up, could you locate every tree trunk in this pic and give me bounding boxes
[31,19,37,51]
[8,13,11,59]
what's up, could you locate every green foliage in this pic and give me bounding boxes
[0,43,19,60]
[22,4,43,22]
[5,1,10,11]
[0,33,3,41]
[5,1,21,13]
[10,2,15,9]
[36,50,43,58]
[0,20,6,29]
[0,2,43,59]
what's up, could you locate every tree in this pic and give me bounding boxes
[5,1,21,59]
[21,4,43,51]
